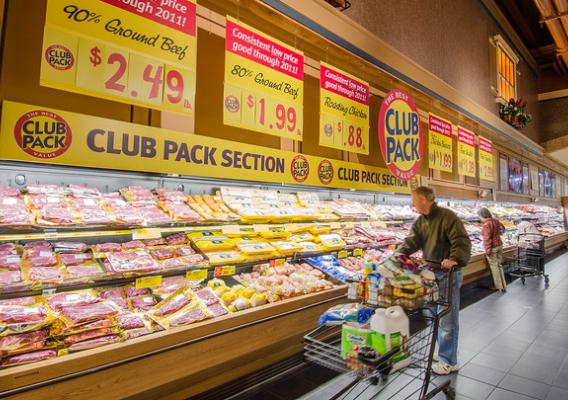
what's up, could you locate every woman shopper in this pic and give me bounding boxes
[478,208,507,292]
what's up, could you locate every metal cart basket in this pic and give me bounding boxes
[304,269,456,400]
[504,233,548,285]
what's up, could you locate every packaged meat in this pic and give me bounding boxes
[56,318,116,336]
[122,240,145,251]
[121,186,155,206]
[143,238,167,247]
[70,197,102,210]
[130,296,156,311]
[2,339,49,357]
[0,243,17,254]
[66,334,121,352]
[98,287,123,300]
[53,242,88,253]
[123,285,150,298]
[160,201,201,221]
[94,243,122,253]
[151,276,187,298]
[165,234,188,246]
[68,185,101,198]
[149,247,174,260]
[25,185,66,196]
[0,304,48,324]
[195,288,220,306]
[110,298,129,311]
[24,242,52,251]
[174,247,196,257]
[27,266,63,283]
[118,313,146,330]
[25,252,57,268]
[0,185,20,197]
[105,251,161,274]
[124,327,153,340]
[154,188,187,202]
[0,254,21,270]
[0,297,37,306]
[59,301,119,325]
[27,194,66,209]
[0,330,48,352]
[208,303,229,317]
[66,264,104,280]
[148,289,192,317]
[1,349,56,366]
[60,253,93,266]
[137,205,171,224]
[0,204,32,226]
[0,270,22,286]
[62,328,116,345]
[168,306,208,327]
[81,209,114,225]
[38,205,76,225]
[47,290,100,311]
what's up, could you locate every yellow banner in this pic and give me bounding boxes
[478,136,495,182]
[457,126,476,178]
[319,62,369,154]
[428,113,453,172]
[0,101,415,194]
[40,0,197,115]
[223,17,304,140]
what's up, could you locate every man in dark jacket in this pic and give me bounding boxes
[397,186,471,375]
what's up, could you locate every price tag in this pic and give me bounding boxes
[214,265,236,277]
[132,228,162,240]
[337,250,348,259]
[269,258,285,267]
[186,269,208,282]
[353,248,364,257]
[42,288,57,296]
[136,275,162,289]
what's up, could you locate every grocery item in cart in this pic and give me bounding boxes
[370,306,411,371]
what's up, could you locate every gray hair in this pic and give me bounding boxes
[412,186,435,202]
[478,208,492,219]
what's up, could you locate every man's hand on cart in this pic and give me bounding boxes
[441,259,457,270]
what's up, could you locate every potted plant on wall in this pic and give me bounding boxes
[499,98,532,129]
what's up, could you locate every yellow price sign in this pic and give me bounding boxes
[478,136,495,182]
[353,248,364,257]
[214,265,236,277]
[457,127,476,178]
[428,114,453,172]
[186,269,208,282]
[136,275,162,289]
[132,228,162,240]
[337,250,348,259]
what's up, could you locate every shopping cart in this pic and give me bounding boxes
[304,268,455,400]
[504,233,548,285]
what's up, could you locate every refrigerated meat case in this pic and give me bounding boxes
[0,162,567,400]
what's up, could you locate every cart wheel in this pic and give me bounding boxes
[443,386,456,400]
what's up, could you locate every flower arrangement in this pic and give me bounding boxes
[499,98,532,129]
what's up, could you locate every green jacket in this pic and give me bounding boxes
[397,203,472,268]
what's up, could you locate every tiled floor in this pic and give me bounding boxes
[234,251,568,400]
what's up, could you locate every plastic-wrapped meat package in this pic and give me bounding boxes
[63,327,116,345]
[57,318,116,335]
[174,247,195,256]
[26,251,57,268]
[2,340,50,357]
[94,243,122,253]
[150,291,191,316]
[60,301,119,325]
[27,194,67,210]
[0,185,20,197]
[67,334,121,352]
[38,205,75,225]
[47,290,100,311]
[124,327,153,340]
[80,208,114,225]
[0,203,32,226]
[130,296,156,311]
[105,251,161,274]
[149,247,174,260]
[68,184,101,198]
[161,201,201,221]
[137,205,171,225]
[66,264,104,280]
[0,304,48,324]
[123,285,150,298]
[161,255,205,270]
[118,313,146,330]
[0,254,21,270]
[195,288,220,306]
[98,287,123,300]
[25,184,67,196]
[154,189,187,202]
[0,330,48,352]
[70,197,101,210]
[151,276,187,298]
[24,241,52,251]
[122,240,145,251]
[28,266,63,283]
[169,306,208,327]
[1,349,56,366]
[112,209,144,226]
[143,238,167,247]
[208,303,229,317]
[0,297,36,306]
[0,243,17,254]
[165,234,188,246]
[122,186,156,206]
[110,297,129,311]
[60,253,92,266]
[54,242,88,254]
[0,270,22,286]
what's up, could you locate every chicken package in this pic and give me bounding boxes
[105,251,161,275]
[1,349,56,366]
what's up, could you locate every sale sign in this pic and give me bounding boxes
[428,113,453,172]
[478,136,495,182]
[378,89,423,181]
[457,127,476,178]
[223,17,304,140]
[319,62,369,154]
[40,0,197,115]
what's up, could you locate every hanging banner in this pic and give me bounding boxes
[40,0,197,115]
[223,17,304,140]
[319,62,369,154]
[478,136,495,182]
[378,89,423,181]
[427,113,452,172]
[457,127,476,177]
[0,101,415,194]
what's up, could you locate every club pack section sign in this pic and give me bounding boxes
[223,16,304,140]
[319,62,369,154]
[378,89,423,181]
[40,0,197,115]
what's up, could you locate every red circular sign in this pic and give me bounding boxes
[378,89,423,181]
[317,160,334,185]
[44,44,74,71]
[290,155,309,183]
[14,110,72,159]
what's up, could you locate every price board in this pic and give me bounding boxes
[186,269,208,282]
[478,136,495,182]
[223,17,304,140]
[457,127,476,178]
[319,62,369,154]
[428,113,453,172]
[40,0,197,115]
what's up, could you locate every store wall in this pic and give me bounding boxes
[540,97,568,142]
[344,0,541,143]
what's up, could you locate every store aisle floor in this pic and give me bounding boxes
[230,251,568,400]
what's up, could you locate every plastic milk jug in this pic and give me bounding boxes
[370,306,411,371]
